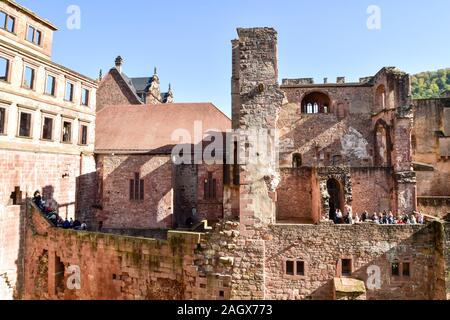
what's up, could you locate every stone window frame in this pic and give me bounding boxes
[61,117,74,144]
[16,107,34,139]
[0,52,12,83]
[78,121,89,146]
[64,79,75,103]
[44,71,58,97]
[283,258,307,280]
[390,257,413,283]
[129,172,144,202]
[204,171,217,201]
[26,23,43,47]
[336,256,354,278]
[40,112,56,142]
[81,86,90,107]
[22,62,37,91]
[0,102,9,136]
[0,10,16,34]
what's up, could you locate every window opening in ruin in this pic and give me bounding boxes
[204,172,217,200]
[302,92,331,114]
[296,261,305,276]
[392,262,400,276]
[55,256,65,294]
[327,178,344,219]
[341,259,352,276]
[285,261,295,275]
[403,262,410,277]
[293,153,302,168]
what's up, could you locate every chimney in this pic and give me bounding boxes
[115,56,123,73]
[337,77,346,84]
[324,77,328,84]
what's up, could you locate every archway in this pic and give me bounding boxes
[327,178,344,220]
[301,92,331,114]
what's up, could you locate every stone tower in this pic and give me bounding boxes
[232,28,285,234]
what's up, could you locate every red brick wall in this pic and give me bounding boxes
[96,154,174,230]
[351,168,394,215]
[277,168,315,223]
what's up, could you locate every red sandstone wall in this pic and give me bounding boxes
[351,168,393,215]
[96,154,174,230]
[197,164,224,222]
[96,70,141,112]
[0,206,22,300]
[277,168,315,223]
[263,223,445,300]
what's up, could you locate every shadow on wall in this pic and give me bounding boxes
[94,153,174,232]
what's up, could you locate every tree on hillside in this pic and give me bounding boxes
[412,68,450,99]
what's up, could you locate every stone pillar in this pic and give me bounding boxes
[392,73,417,215]
[233,28,285,233]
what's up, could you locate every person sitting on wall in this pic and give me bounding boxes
[410,214,417,224]
[73,220,82,230]
[81,221,87,231]
[33,191,45,211]
[361,211,368,222]
[417,212,425,224]
[373,213,380,224]
[69,218,74,228]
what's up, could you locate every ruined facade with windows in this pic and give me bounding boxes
[0,0,450,301]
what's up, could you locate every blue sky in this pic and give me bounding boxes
[18,0,450,116]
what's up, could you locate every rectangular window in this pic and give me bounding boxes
[391,262,400,277]
[81,88,89,106]
[42,117,53,140]
[296,261,305,276]
[341,259,352,276]
[62,121,72,143]
[65,81,74,102]
[27,25,34,42]
[129,173,144,201]
[0,57,9,81]
[285,261,295,276]
[402,262,410,277]
[0,107,5,134]
[46,75,56,96]
[0,11,15,33]
[23,66,35,90]
[204,172,217,200]
[18,112,32,137]
[80,125,88,145]
[26,25,42,45]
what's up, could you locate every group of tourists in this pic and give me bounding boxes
[329,203,426,225]
[32,191,88,231]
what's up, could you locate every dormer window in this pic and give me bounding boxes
[0,11,15,33]
[26,25,42,46]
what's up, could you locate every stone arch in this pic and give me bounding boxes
[374,119,392,167]
[327,178,345,220]
[301,91,331,114]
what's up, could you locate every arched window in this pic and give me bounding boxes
[293,153,302,168]
[375,85,386,110]
[374,120,391,167]
[302,92,331,114]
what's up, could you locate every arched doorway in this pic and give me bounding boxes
[327,178,344,220]
[301,92,331,114]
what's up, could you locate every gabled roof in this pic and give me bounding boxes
[95,103,231,154]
